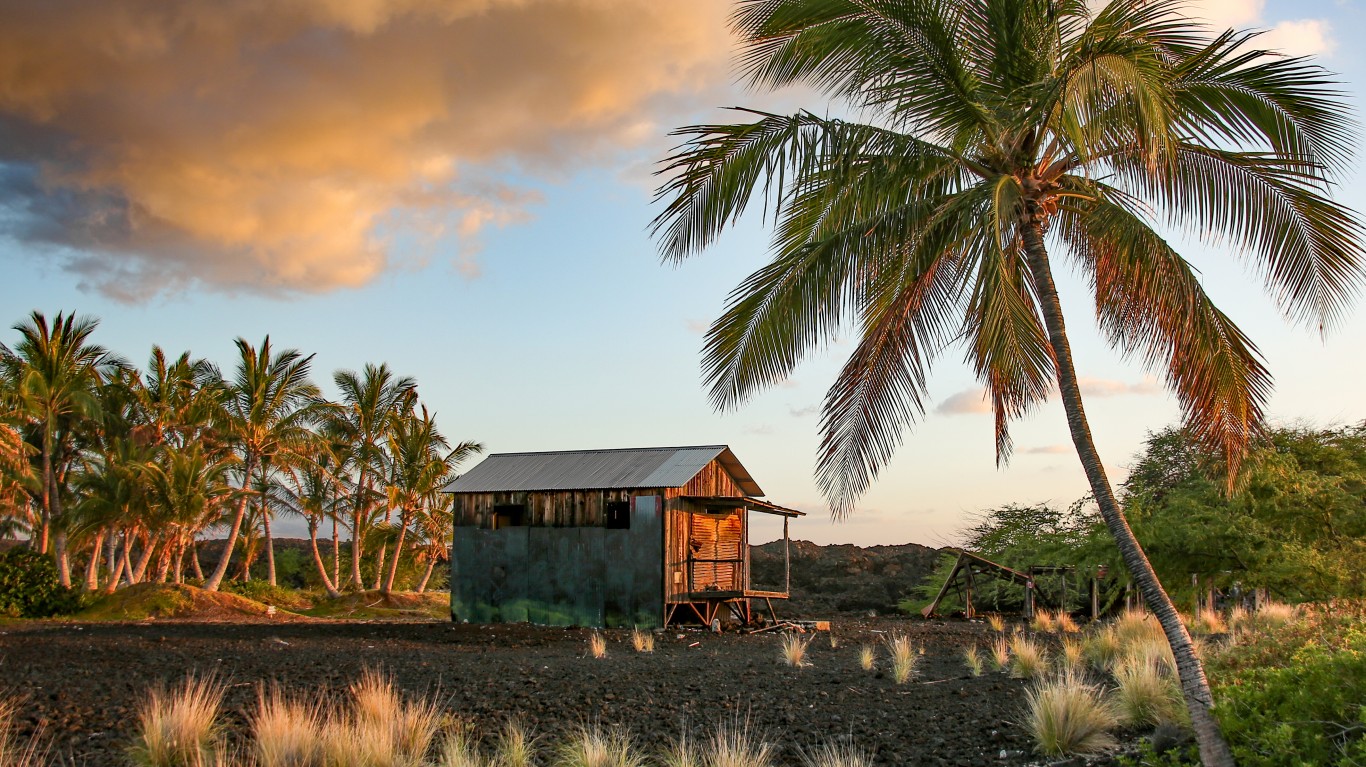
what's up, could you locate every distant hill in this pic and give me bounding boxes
[750,539,945,617]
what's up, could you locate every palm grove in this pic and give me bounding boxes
[0,311,482,597]
[652,2,1365,765]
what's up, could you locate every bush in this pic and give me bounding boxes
[1204,601,1366,767]
[0,548,82,618]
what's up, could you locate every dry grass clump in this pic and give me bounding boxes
[1059,637,1084,672]
[857,645,876,672]
[1030,610,1057,633]
[1110,657,1186,728]
[0,698,47,767]
[1255,601,1298,626]
[631,628,654,654]
[495,721,539,767]
[986,614,1006,633]
[1055,612,1081,634]
[657,734,700,767]
[704,722,773,767]
[555,724,643,767]
[589,632,608,659]
[1025,671,1119,757]
[328,669,445,767]
[1187,607,1227,635]
[435,727,485,767]
[884,634,918,684]
[827,633,839,650]
[252,686,325,767]
[1082,626,1122,672]
[130,675,225,767]
[1112,609,1164,648]
[801,742,871,767]
[779,633,812,668]
[1008,634,1049,679]
[989,636,1011,671]
[962,645,984,677]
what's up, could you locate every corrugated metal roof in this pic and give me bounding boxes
[443,445,764,495]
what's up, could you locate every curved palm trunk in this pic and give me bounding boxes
[84,531,105,591]
[381,507,409,595]
[132,531,156,583]
[1021,222,1235,767]
[190,540,204,581]
[415,554,437,593]
[204,456,254,591]
[350,473,368,589]
[331,516,340,588]
[308,519,342,598]
[262,507,277,587]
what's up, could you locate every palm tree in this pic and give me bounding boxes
[203,337,319,592]
[267,440,347,598]
[142,442,238,583]
[0,312,122,585]
[380,400,482,594]
[325,364,415,589]
[412,493,455,593]
[651,2,1363,763]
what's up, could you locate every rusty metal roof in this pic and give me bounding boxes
[443,445,764,495]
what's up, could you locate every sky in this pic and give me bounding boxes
[2,0,1364,547]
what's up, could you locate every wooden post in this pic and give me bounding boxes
[783,516,790,595]
[964,566,975,619]
[1090,575,1099,621]
[1024,579,1034,619]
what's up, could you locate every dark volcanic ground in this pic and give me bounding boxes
[0,618,1065,767]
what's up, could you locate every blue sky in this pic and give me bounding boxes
[2,0,1364,545]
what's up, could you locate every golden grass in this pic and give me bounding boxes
[705,722,773,767]
[1025,671,1119,757]
[1082,626,1122,672]
[495,721,538,767]
[630,628,654,654]
[0,698,47,767]
[1256,601,1298,626]
[986,614,1006,633]
[884,634,918,684]
[1030,610,1057,633]
[962,645,984,677]
[801,742,871,767]
[827,633,839,650]
[1188,607,1227,635]
[1112,609,1164,648]
[251,686,324,767]
[857,645,876,672]
[435,727,484,767]
[657,733,701,767]
[1055,612,1080,634]
[1111,657,1186,728]
[779,633,812,668]
[1059,637,1084,672]
[555,724,644,767]
[1008,634,1049,679]
[589,632,608,659]
[130,675,224,767]
[989,635,1011,671]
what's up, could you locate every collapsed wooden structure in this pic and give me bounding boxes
[920,548,1089,619]
[443,445,803,628]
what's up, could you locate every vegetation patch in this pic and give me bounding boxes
[78,583,291,622]
[301,590,447,620]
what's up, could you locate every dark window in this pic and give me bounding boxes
[493,503,526,529]
[605,500,630,530]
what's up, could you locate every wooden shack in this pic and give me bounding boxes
[443,445,803,628]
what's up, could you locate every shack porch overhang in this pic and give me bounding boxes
[680,496,806,517]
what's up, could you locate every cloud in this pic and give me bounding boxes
[788,404,819,417]
[1076,376,1160,398]
[685,319,711,334]
[935,388,991,416]
[1024,445,1072,455]
[0,0,734,299]
[1187,0,1334,56]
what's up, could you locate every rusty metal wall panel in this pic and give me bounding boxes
[449,495,664,628]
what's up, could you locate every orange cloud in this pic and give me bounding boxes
[0,0,734,298]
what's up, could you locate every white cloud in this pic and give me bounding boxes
[935,388,992,416]
[1024,445,1072,455]
[1262,19,1335,57]
[788,404,819,417]
[1076,376,1161,398]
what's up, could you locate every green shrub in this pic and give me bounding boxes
[1205,601,1366,767]
[0,547,82,618]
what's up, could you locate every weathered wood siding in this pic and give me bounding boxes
[661,460,749,603]
[453,488,660,528]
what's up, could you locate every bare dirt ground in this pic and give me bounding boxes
[0,618,1101,767]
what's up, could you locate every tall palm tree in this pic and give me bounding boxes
[142,442,238,584]
[380,400,482,594]
[325,364,415,589]
[0,312,122,585]
[652,2,1364,763]
[204,337,319,592]
[268,442,346,598]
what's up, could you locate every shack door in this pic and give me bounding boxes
[688,511,744,592]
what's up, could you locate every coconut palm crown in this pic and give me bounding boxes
[653,2,1364,765]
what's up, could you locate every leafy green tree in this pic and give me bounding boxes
[651,2,1364,762]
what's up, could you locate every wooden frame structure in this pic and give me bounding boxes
[920,548,1032,618]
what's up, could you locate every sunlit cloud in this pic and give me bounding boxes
[1187,0,1334,56]
[0,0,734,300]
[1024,445,1072,455]
[1077,376,1161,398]
[935,388,992,416]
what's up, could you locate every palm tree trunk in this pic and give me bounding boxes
[39,431,52,555]
[105,528,119,588]
[415,555,437,593]
[382,507,408,594]
[1021,220,1235,767]
[132,531,155,583]
[331,515,340,588]
[308,520,342,598]
[50,467,72,587]
[350,473,367,589]
[84,531,105,591]
[204,455,254,591]
[262,506,277,587]
[372,543,387,591]
[190,540,204,581]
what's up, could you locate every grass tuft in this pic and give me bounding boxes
[435,726,484,767]
[1055,612,1080,634]
[0,698,47,767]
[989,635,1011,671]
[801,742,871,767]
[556,724,643,767]
[1059,637,1084,672]
[495,720,538,767]
[130,675,225,767]
[1082,626,1122,672]
[630,628,654,654]
[1030,610,1057,633]
[884,634,918,684]
[986,614,1006,633]
[1025,671,1119,756]
[705,722,772,767]
[251,685,324,767]
[657,733,701,767]
[589,632,608,659]
[857,645,876,672]
[779,633,812,668]
[1111,657,1186,728]
[962,645,983,677]
[1008,634,1049,679]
